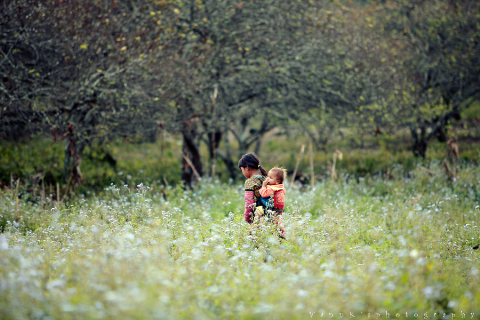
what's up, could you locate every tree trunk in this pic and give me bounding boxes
[219,153,238,181]
[410,126,428,158]
[208,131,222,178]
[64,141,72,183]
[217,131,238,181]
[254,137,262,156]
[63,135,87,196]
[181,123,203,189]
[411,107,464,159]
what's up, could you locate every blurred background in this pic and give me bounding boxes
[1,0,479,196]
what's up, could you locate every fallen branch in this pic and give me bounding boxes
[418,166,435,176]
[182,152,201,181]
[443,160,456,180]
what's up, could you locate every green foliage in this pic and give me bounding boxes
[364,0,480,157]
[3,0,479,174]
[461,101,480,121]
[2,127,479,196]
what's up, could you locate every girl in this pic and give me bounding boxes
[238,153,267,224]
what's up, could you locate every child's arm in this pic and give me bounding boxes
[259,186,273,198]
[259,177,273,197]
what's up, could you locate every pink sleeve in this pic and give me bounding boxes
[244,190,255,224]
[259,186,273,198]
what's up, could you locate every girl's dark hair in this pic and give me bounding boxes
[238,153,267,176]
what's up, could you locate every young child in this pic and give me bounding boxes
[258,167,287,234]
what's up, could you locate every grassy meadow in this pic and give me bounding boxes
[2,0,480,317]
[1,161,479,319]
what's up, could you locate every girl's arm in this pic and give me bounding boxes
[244,190,255,224]
[243,176,263,224]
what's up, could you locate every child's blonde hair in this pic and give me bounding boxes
[270,167,288,184]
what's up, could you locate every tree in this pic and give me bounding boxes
[373,0,480,157]
[163,0,381,181]
[0,0,184,187]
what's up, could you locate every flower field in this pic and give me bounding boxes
[1,163,479,319]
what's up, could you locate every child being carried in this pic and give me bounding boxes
[257,167,287,234]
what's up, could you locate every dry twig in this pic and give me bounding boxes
[331,150,343,181]
[418,166,435,176]
[443,160,456,180]
[290,145,305,186]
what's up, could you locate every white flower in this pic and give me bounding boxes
[62,303,76,312]
[90,225,99,235]
[207,285,220,294]
[123,232,135,241]
[368,263,379,274]
[46,279,66,290]
[295,303,305,310]
[254,302,274,314]
[423,285,442,299]
[105,291,119,302]
[297,289,308,297]
[423,286,434,298]
[410,249,420,258]
[385,281,396,291]
[0,235,8,250]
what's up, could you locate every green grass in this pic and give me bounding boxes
[0,136,183,196]
[0,162,479,319]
